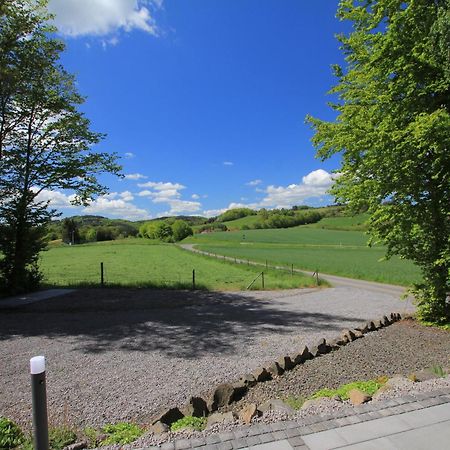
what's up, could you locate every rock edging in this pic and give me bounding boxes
[152,312,403,428]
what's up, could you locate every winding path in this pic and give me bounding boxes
[179,243,407,297]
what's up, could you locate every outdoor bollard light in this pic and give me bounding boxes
[30,356,49,450]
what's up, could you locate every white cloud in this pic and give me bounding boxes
[48,0,160,37]
[34,188,148,220]
[34,188,77,208]
[162,199,201,215]
[191,194,200,199]
[137,180,201,215]
[302,169,334,186]
[124,152,135,159]
[138,181,185,191]
[259,169,336,209]
[124,173,147,180]
[84,197,150,220]
[246,179,262,186]
[223,161,234,166]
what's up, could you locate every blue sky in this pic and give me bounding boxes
[41,0,349,220]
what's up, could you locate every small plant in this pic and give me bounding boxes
[430,365,447,378]
[83,427,101,448]
[170,416,207,432]
[283,395,306,410]
[309,378,387,401]
[101,422,143,445]
[48,426,77,450]
[0,417,24,449]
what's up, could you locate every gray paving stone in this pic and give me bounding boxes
[248,440,293,450]
[356,413,372,422]
[287,436,305,447]
[269,422,287,432]
[246,435,262,446]
[284,421,299,429]
[272,430,288,440]
[285,428,301,438]
[367,411,382,420]
[174,439,191,449]
[258,433,275,444]
[308,422,329,433]
[296,426,314,436]
[346,415,362,425]
[161,443,175,450]
[247,426,264,437]
[188,438,207,448]
[205,434,222,445]
[218,432,235,442]
[335,417,351,427]
[230,438,248,449]
[217,442,233,450]
[302,428,349,449]
[233,429,249,439]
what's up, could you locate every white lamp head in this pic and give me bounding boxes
[30,356,46,374]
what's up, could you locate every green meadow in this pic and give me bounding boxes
[39,239,317,290]
[185,223,422,286]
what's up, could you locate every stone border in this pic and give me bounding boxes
[149,387,450,449]
[151,312,404,430]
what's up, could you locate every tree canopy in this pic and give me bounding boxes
[0,0,121,293]
[308,0,450,322]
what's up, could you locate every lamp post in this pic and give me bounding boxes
[30,356,49,450]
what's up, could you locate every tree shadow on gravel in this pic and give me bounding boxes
[0,289,366,357]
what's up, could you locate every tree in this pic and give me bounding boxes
[154,221,173,242]
[171,220,193,241]
[0,1,121,293]
[61,218,80,244]
[307,0,450,322]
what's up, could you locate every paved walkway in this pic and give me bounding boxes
[157,388,450,450]
[0,288,75,309]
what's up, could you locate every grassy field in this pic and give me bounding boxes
[185,226,422,286]
[307,213,369,231]
[39,239,318,290]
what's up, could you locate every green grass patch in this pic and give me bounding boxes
[100,423,143,445]
[308,213,370,231]
[283,396,306,410]
[420,320,450,331]
[183,225,422,286]
[309,378,387,401]
[39,239,316,290]
[170,416,207,432]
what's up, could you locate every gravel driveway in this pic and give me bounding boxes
[0,286,414,429]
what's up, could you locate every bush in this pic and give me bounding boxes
[171,220,193,241]
[309,378,386,401]
[216,208,256,223]
[0,417,24,449]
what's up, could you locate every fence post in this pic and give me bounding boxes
[265,260,268,269]
[261,272,265,289]
[291,264,294,276]
[30,356,49,450]
[100,262,104,288]
[192,269,196,290]
[315,269,319,286]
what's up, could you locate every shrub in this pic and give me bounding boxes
[101,423,143,445]
[0,417,24,449]
[170,416,207,432]
[171,220,193,241]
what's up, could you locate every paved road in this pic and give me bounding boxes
[179,244,407,297]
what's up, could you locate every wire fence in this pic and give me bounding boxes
[41,249,321,290]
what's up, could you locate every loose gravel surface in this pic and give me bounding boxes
[227,319,450,411]
[1,286,414,430]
